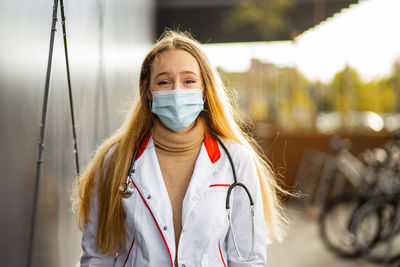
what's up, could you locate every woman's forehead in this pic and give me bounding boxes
[151,49,200,75]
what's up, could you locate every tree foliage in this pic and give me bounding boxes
[329,64,396,113]
[225,0,293,40]
[221,59,400,132]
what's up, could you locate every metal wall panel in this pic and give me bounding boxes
[0,0,154,266]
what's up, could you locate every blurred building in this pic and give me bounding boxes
[221,59,317,132]
[221,59,400,133]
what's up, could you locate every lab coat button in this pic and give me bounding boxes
[147,195,151,199]
[163,226,167,230]
[181,265,186,267]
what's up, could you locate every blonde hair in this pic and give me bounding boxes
[72,30,287,255]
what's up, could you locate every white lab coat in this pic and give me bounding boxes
[81,136,267,267]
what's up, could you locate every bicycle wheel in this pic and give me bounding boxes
[351,197,400,263]
[318,194,363,257]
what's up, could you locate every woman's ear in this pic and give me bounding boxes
[147,91,153,101]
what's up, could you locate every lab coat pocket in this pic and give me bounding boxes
[207,184,230,223]
[208,183,230,191]
[206,185,229,213]
[198,185,230,234]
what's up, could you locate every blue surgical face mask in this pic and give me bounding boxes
[151,89,204,131]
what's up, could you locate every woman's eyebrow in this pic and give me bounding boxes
[154,71,169,79]
[180,70,198,77]
[155,70,198,79]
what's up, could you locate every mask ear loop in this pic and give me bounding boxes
[203,87,209,111]
[147,91,153,111]
[203,97,209,112]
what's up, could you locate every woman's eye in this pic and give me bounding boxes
[157,81,169,85]
[185,80,196,84]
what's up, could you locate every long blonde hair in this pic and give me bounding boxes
[72,30,287,255]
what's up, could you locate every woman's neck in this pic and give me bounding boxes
[151,117,205,153]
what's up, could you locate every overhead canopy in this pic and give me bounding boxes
[202,0,400,82]
[156,0,359,43]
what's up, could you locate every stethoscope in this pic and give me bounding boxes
[119,132,257,262]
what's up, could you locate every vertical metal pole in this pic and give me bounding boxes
[27,0,59,266]
[60,0,80,176]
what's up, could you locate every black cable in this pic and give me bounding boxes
[60,0,80,176]
[27,0,59,266]
[28,1,80,266]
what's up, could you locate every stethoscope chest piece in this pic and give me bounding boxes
[119,134,147,199]
[119,178,134,198]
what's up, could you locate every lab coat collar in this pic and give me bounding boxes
[132,137,176,260]
[181,139,217,228]
[132,135,221,258]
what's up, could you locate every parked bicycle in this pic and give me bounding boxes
[318,132,400,264]
[296,131,400,264]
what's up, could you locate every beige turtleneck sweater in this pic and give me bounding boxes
[151,117,205,253]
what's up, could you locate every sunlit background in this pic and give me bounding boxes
[203,0,400,134]
[1,0,399,266]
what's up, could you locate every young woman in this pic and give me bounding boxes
[73,30,286,267]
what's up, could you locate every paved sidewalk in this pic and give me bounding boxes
[267,201,389,267]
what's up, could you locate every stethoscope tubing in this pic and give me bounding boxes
[214,135,257,262]
[214,135,255,209]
